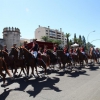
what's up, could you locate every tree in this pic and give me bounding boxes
[48,39,62,45]
[41,36,49,42]
[82,36,86,49]
[69,39,73,47]
[74,33,77,43]
[78,35,83,46]
[65,33,71,48]
[86,42,95,50]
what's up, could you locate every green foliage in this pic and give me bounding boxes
[86,42,95,50]
[48,39,61,45]
[78,35,83,45]
[41,36,61,45]
[74,33,77,43]
[65,33,71,48]
[41,36,49,42]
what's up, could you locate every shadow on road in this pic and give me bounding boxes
[0,76,61,99]
[84,64,99,71]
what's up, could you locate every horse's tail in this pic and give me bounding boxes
[3,59,12,77]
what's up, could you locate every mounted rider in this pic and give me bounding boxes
[96,48,100,55]
[12,43,17,49]
[63,45,73,61]
[43,45,48,55]
[69,48,73,54]
[52,44,58,56]
[30,39,39,65]
[80,46,85,54]
[3,45,8,53]
[63,45,69,56]
[30,39,39,58]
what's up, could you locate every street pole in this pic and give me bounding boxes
[90,39,100,47]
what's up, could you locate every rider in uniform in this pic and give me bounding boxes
[30,39,39,64]
[63,45,73,62]
[63,45,69,56]
[12,43,17,49]
[52,44,58,56]
[3,45,8,53]
[43,45,48,56]
[80,46,85,54]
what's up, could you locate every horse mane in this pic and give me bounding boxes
[23,47,30,53]
[11,47,18,52]
[2,50,8,55]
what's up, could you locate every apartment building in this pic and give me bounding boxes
[35,25,67,46]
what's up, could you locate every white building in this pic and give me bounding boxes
[2,27,20,51]
[35,25,67,47]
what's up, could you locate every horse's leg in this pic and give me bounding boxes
[0,71,6,85]
[58,58,61,70]
[19,65,26,77]
[63,63,66,72]
[42,61,47,75]
[13,64,18,78]
[18,69,22,76]
[42,64,47,75]
[22,67,27,76]
[30,65,34,77]
[35,65,39,77]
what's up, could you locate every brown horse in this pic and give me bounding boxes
[0,57,12,85]
[57,50,72,71]
[77,48,88,67]
[9,47,26,77]
[0,50,14,73]
[38,53,50,68]
[46,49,61,69]
[19,47,47,77]
[88,48,97,64]
[70,53,79,67]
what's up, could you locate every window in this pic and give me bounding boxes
[49,30,56,37]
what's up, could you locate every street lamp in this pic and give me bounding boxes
[87,30,95,51]
[90,39,100,47]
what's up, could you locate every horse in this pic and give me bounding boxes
[57,50,72,71]
[70,52,79,67]
[46,49,61,70]
[0,57,12,85]
[76,48,88,67]
[19,47,47,77]
[0,50,14,74]
[88,48,97,64]
[38,53,50,68]
[9,47,26,77]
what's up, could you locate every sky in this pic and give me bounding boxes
[0,0,100,47]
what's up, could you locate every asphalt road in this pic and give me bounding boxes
[0,63,100,100]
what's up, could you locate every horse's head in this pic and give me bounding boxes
[9,47,18,56]
[0,50,3,57]
[46,49,52,55]
[19,47,31,58]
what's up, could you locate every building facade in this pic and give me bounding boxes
[35,25,67,47]
[2,27,20,51]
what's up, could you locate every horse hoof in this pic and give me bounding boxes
[18,74,22,77]
[1,83,7,87]
[63,69,65,72]
[11,77,15,81]
[30,74,33,77]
